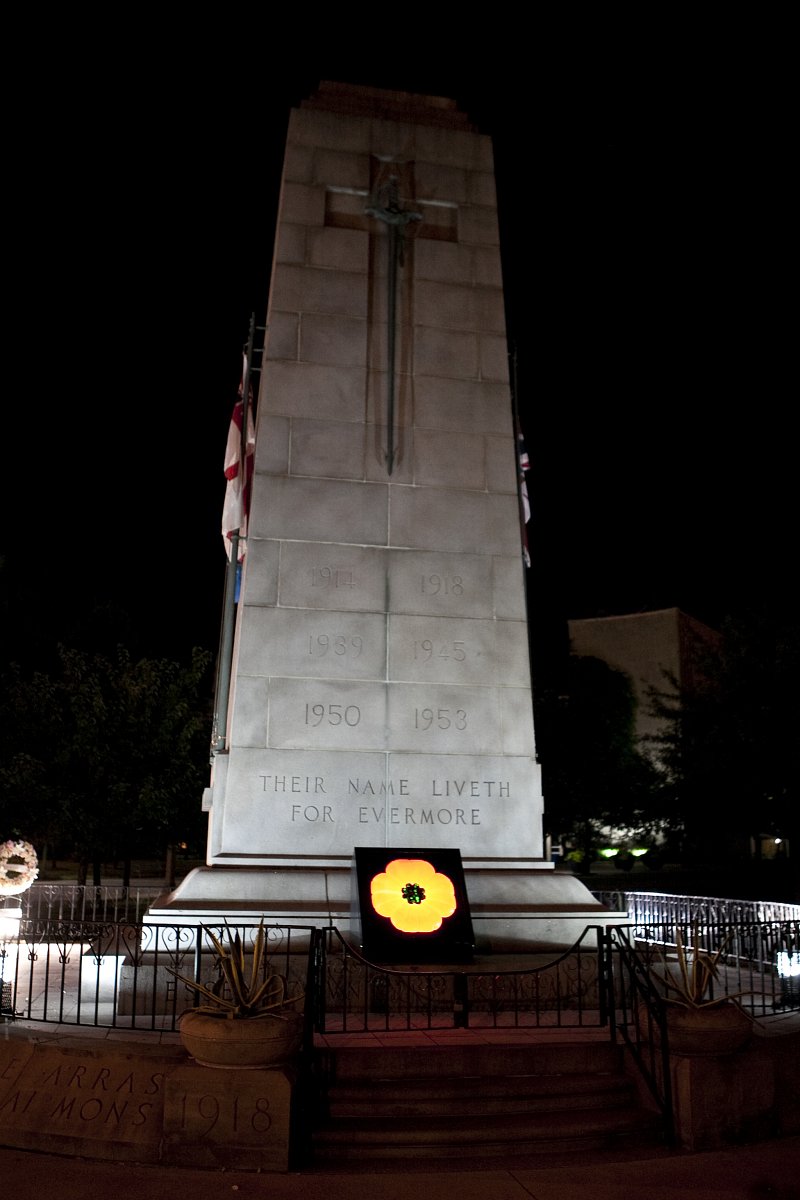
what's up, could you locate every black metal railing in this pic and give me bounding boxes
[594,890,800,935]
[316,925,609,1033]
[0,919,317,1034]
[4,914,797,1033]
[20,883,163,923]
[607,925,674,1141]
[626,918,800,1016]
[603,915,800,1142]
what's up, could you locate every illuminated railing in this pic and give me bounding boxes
[593,890,800,940]
[0,919,315,1032]
[591,892,800,1017]
[20,883,163,924]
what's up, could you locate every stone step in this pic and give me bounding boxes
[312,1105,663,1161]
[319,1038,622,1081]
[327,1071,635,1118]
[312,1038,665,1166]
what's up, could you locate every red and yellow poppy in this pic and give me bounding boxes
[370,858,457,933]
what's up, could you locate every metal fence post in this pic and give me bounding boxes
[600,925,619,1040]
[453,972,469,1028]
[192,923,203,1008]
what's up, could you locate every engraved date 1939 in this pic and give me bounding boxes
[308,634,362,657]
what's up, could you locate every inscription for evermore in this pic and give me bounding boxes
[257,771,514,826]
[219,739,543,860]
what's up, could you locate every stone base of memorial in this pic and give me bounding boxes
[668,1036,787,1151]
[0,1029,299,1171]
[148,864,627,953]
[664,1001,753,1057]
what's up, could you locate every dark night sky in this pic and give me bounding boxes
[2,38,794,674]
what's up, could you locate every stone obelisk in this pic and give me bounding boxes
[161,82,611,948]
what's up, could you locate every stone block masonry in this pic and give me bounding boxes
[0,1032,294,1171]
[205,81,543,874]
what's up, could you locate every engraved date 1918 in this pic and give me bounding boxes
[420,574,463,595]
[175,1092,272,1136]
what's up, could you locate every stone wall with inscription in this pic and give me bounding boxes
[208,83,544,871]
[0,1032,294,1170]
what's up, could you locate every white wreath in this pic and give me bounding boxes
[0,840,39,896]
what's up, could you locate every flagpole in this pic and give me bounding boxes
[211,314,256,755]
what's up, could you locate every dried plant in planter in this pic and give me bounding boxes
[653,924,742,1009]
[169,919,305,1067]
[171,919,303,1019]
[647,924,752,1055]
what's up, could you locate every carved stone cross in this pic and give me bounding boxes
[365,173,422,474]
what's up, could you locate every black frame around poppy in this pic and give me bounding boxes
[352,846,475,963]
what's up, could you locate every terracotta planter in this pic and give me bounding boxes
[179,1009,304,1069]
[643,1001,752,1056]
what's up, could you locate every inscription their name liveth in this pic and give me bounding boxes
[259,775,511,796]
[257,772,514,825]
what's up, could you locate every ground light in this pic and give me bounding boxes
[0,904,21,942]
[776,950,800,1009]
[0,902,22,1018]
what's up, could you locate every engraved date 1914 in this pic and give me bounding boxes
[311,567,356,589]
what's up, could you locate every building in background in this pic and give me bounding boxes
[568,607,720,746]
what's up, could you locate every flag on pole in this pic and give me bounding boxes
[222,357,256,562]
[517,425,531,567]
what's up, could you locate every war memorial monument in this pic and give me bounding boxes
[154,81,613,949]
[3,85,791,1181]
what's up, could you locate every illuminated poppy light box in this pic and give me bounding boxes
[353,847,475,963]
